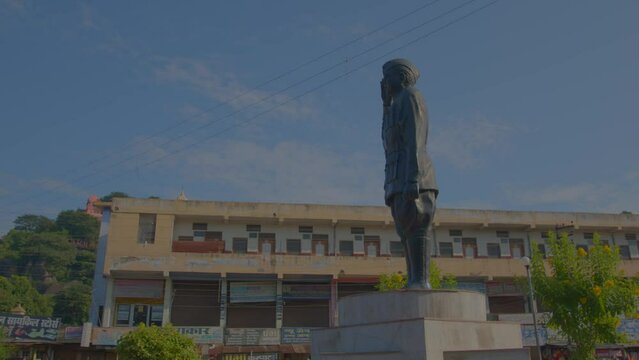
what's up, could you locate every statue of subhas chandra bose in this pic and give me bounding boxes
[380,58,438,289]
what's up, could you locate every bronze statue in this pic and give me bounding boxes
[381,59,438,289]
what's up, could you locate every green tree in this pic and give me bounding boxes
[2,230,76,282]
[53,283,92,325]
[66,250,96,285]
[531,232,638,360]
[0,275,52,316]
[376,261,457,291]
[100,191,129,202]
[56,210,100,244]
[13,214,57,233]
[116,324,200,360]
[0,333,15,360]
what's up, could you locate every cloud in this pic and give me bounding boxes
[0,0,26,11]
[430,113,514,170]
[132,137,384,206]
[504,170,639,213]
[154,57,318,121]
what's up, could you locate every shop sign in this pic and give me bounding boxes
[282,284,330,300]
[223,353,279,360]
[91,327,133,346]
[520,324,548,346]
[225,328,279,345]
[0,313,61,342]
[230,282,276,303]
[63,326,83,340]
[176,326,223,343]
[281,327,312,344]
[619,319,639,342]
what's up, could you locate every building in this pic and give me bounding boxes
[87,197,639,359]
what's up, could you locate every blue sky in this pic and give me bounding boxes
[1,0,638,234]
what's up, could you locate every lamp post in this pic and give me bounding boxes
[521,256,543,360]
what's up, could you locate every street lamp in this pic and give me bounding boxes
[521,256,543,360]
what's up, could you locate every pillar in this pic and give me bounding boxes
[219,277,227,328]
[162,276,172,325]
[102,277,114,327]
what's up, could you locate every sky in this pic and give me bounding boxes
[1,0,638,234]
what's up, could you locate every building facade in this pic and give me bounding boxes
[87,197,639,359]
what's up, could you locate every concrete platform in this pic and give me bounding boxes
[312,290,528,360]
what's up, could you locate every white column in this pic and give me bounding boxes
[276,276,283,329]
[219,277,227,328]
[162,276,172,325]
[102,277,114,327]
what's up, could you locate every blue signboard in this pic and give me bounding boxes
[281,327,312,344]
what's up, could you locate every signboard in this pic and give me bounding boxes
[282,284,330,300]
[521,324,548,346]
[91,327,132,346]
[0,313,61,342]
[619,319,639,343]
[223,354,279,360]
[225,328,279,345]
[63,326,83,340]
[230,282,276,303]
[176,326,223,343]
[281,327,312,344]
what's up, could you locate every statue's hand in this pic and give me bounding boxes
[403,185,419,200]
[380,80,391,107]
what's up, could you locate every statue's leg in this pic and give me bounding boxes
[406,191,436,289]
[392,194,414,285]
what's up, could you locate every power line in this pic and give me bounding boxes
[1,0,500,215]
[10,0,445,196]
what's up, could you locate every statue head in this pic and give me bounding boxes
[382,58,420,94]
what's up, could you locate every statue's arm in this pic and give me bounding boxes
[402,93,423,199]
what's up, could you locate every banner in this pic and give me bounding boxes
[176,326,223,343]
[281,327,312,344]
[229,282,276,303]
[0,313,61,342]
[225,328,279,345]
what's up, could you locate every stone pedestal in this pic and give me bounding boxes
[311,290,529,360]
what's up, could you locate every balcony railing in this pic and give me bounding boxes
[172,240,225,253]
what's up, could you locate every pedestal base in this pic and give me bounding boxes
[311,290,529,360]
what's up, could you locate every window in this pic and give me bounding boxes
[438,242,453,257]
[116,304,130,326]
[339,241,354,256]
[584,232,594,240]
[138,214,156,244]
[258,233,275,255]
[365,241,379,257]
[287,239,301,255]
[487,243,501,258]
[449,229,462,237]
[299,226,313,233]
[619,245,631,260]
[116,304,163,327]
[232,238,248,253]
[541,232,550,239]
[192,223,207,231]
[246,224,261,232]
[496,231,509,239]
[626,234,637,241]
[390,241,404,257]
[350,227,365,235]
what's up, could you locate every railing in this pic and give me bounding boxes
[172,240,225,253]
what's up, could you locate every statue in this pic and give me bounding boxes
[381,59,438,289]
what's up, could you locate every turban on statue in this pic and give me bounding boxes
[382,58,420,83]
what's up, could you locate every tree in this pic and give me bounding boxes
[100,191,129,202]
[376,261,457,291]
[53,283,92,325]
[2,230,76,282]
[531,232,638,360]
[0,333,15,360]
[66,250,96,285]
[13,214,57,233]
[0,275,52,316]
[116,324,200,360]
[56,210,100,244]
